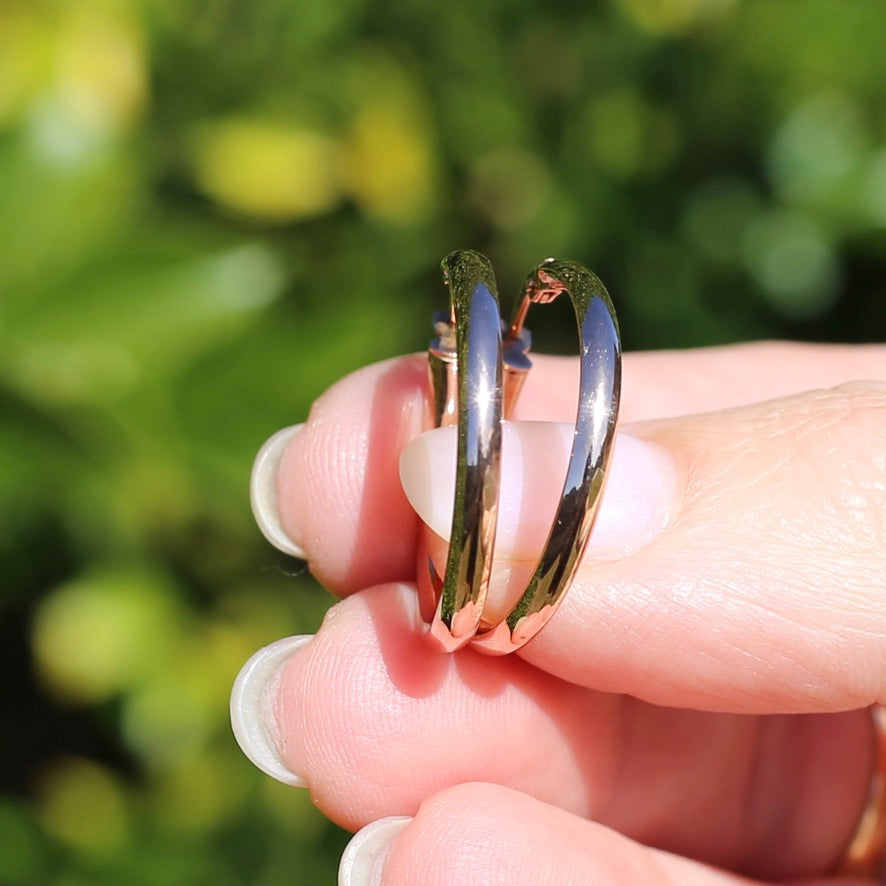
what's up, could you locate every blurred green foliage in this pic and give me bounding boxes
[1,0,884,883]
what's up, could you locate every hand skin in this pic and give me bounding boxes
[249,342,886,884]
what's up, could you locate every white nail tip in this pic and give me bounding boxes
[251,424,307,558]
[400,421,676,561]
[230,635,312,788]
[338,817,412,886]
[399,421,576,550]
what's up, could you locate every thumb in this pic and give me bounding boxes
[400,382,886,713]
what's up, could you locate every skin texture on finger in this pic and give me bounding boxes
[522,381,886,713]
[273,584,873,880]
[377,783,872,886]
[277,343,886,596]
[520,341,886,424]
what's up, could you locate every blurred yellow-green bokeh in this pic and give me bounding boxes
[1,0,884,883]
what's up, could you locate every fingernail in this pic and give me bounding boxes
[230,635,312,787]
[251,424,306,558]
[400,421,677,561]
[339,817,412,886]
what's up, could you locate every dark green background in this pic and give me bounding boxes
[1,0,884,883]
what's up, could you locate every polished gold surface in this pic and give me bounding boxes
[424,250,504,651]
[424,252,621,654]
[473,259,621,654]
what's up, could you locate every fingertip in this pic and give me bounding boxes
[251,424,308,558]
[339,817,412,886]
[274,356,427,594]
[230,635,313,787]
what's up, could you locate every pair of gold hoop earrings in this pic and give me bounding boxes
[417,249,621,656]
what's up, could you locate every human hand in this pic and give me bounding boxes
[233,342,886,884]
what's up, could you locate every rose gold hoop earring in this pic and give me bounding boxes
[472,259,621,654]
[421,252,620,655]
[420,250,505,651]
